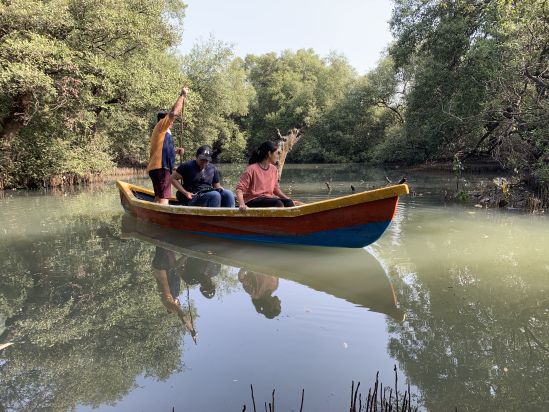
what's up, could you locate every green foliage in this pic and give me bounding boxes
[0,0,187,187]
[388,0,548,189]
[300,56,405,163]
[1,0,546,193]
[244,49,401,162]
[181,38,255,162]
[371,123,417,163]
[245,50,351,146]
[455,190,469,203]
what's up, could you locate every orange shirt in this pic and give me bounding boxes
[236,163,280,203]
[146,116,171,172]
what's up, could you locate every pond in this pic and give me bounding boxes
[0,164,547,411]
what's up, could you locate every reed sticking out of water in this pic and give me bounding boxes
[108,167,147,177]
[172,368,422,411]
[351,369,417,412]
[237,367,420,412]
[251,384,256,411]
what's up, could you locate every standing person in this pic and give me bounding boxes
[235,141,295,211]
[147,85,189,204]
[171,145,235,208]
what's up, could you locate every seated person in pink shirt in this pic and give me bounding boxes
[235,141,295,211]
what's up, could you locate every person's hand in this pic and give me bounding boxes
[180,86,190,97]
[294,200,305,206]
[239,203,248,212]
[163,296,181,314]
[185,191,194,200]
[175,147,185,156]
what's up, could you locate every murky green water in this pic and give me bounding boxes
[0,165,547,411]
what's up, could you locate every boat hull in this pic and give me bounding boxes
[117,181,408,248]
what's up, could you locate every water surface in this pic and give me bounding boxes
[0,165,547,411]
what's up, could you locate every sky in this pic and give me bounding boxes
[178,0,395,74]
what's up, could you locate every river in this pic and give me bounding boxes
[0,164,547,411]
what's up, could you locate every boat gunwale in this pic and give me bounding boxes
[117,180,409,218]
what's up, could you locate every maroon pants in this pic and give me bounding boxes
[149,168,172,199]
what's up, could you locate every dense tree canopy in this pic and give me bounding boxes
[0,0,186,188]
[0,0,546,195]
[181,38,255,162]
[388,0,548,187]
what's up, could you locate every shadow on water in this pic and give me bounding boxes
[120,214,405,323]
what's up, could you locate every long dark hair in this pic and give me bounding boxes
[248,141,278,165]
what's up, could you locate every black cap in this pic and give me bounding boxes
[196,145,212,161]
[157,110,168,122]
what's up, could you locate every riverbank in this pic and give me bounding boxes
[398,160,547,213]
[0,167,147,191]
[446,178,547,213]
[2,163,546,214]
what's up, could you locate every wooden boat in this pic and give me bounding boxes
[120,214,404,320]
[117,180,409,248]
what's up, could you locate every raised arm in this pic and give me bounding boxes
[168,85,190,121]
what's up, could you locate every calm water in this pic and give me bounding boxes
[0,165,547,411]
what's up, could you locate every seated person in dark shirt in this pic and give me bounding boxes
[170,145,235,207]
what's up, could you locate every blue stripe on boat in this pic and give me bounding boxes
[189,220,392,248]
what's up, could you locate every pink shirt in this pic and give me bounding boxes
[236,163,280,203]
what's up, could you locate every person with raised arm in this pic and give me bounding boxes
[146,86,189,204]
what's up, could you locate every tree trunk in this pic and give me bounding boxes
[0,93,32,190]
[0,119,25,151]
[276,127,304,180]
[0,93,32,150]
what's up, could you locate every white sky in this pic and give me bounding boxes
[178,0,394,74]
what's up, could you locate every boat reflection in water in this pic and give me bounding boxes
[121,215,404,333]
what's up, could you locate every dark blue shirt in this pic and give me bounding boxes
[175,160,220,193]
[161,131,176,171]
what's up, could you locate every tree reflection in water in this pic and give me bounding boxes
[0,216,192,411]
[375,209,549,411]
[0,211,406,410]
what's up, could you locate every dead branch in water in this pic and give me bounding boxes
[276,127,304,180]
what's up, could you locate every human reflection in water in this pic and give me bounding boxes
[151,246,197,342]
[238,269,281,319]
[178,257,221,300]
